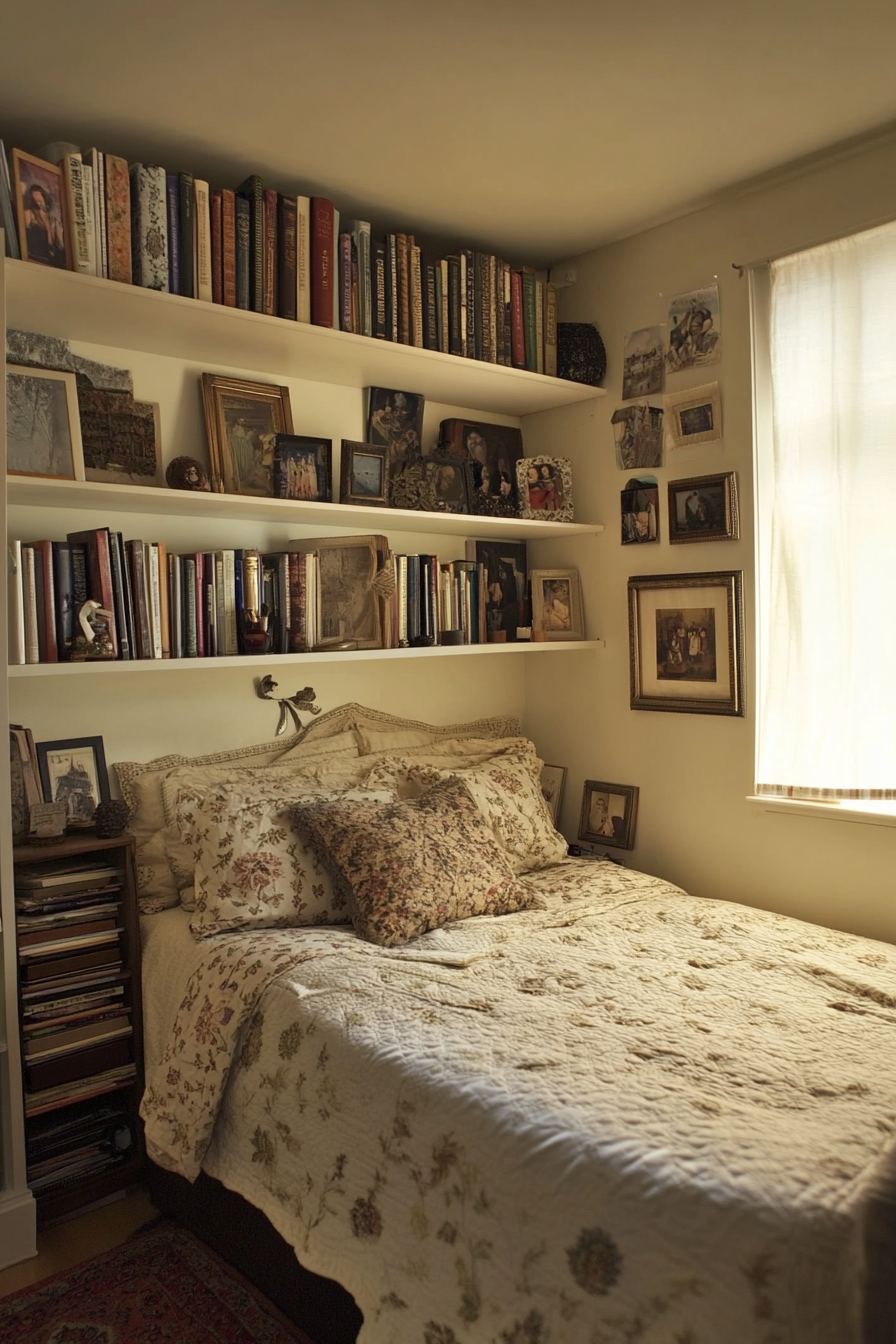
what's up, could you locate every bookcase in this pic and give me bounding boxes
[0,245,606,1264]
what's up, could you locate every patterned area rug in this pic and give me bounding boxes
[0,1216,315,1343]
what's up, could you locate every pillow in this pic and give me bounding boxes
[292,701,521,752]
[188,779,397,938]
[292,776,534,947]
[358,734,536,764]
[115,730,359,913]
[364,749,567,875]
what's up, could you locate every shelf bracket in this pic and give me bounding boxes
[255,677,322,737]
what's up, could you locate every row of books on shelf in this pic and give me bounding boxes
[1,140,557,376]
[8,530,498,664]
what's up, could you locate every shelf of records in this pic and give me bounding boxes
[9,531,600,673]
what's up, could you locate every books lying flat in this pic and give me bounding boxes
[22,983,125,1021]
[15,863,122,891]
[23,1017,132,1060]
[25,1062,137,1118]
[16,899,121,930]
[18,917,121,950]
[21,967,127,1002]
[20,947,122,984]
[24,1035,132,1092]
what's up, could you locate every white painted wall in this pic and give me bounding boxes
[524,134,896,945]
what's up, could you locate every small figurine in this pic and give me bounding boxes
[166,456,211,491]
[70,600,117,660]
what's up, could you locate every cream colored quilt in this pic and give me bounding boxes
[141,860,896,1344]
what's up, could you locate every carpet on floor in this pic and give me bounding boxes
[0,1215,316,1343]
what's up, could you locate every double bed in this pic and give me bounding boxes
[128,705,896,1344]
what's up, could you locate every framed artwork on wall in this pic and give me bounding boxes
[668,471,739,543]
[663,382,722,449]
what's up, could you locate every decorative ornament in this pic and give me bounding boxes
[94,798,131,839]
[166,456,211,491]
[557,323,607,387]
[255,679,322,737]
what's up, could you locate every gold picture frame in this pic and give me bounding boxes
[530,568,584,641]
[12,148,70,270]
[201,374,294,496]
[662,381,722,449]
[668,471,739,543]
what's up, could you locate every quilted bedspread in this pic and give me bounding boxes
[141,860,896,1344]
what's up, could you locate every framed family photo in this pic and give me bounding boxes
[6,365,85,479]
[668,471,739,543]
[35,735,110,826]
[272,434,332,502]
[340,440,388,507]
[628,570,745,715]
[201,374,294,496]
[578,780,639,850]
[530,568,584,640]
[12,148,70,269]
[663,382,722,449]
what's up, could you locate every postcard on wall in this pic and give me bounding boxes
[621,476,659,544]
[663,382,722,449]
[611,403,663,470]
[622,326,664,399]
[665,284,721,373]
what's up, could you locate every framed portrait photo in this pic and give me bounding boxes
[272,434,332,503]
[35,735,110,827]
[628,570,745,716]
[6,365,85,480]
[517,456,574,522]
[422,454,470,515]
[12,148,70,270]
[466,538,528,640]
[540,764,567,824]
[340,440,388,507]
[668,471,739,543]
[530,567,584,641]
[578,780,639,850]
[663,381,722,449]
[366,387,425,488]
[201,374,294,497]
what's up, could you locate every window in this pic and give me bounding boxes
[751,219,896,802]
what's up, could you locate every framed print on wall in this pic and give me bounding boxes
[578,780,639,850]
[663,381,722,449]
[201,374,294,496]
[628,570,745,716]
[668,471,739,543]
[6,365,85,479]
[530,568,584,640]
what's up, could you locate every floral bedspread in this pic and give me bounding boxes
[141,860,896,1344]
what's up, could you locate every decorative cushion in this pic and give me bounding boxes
[295,702,521,752]
[291,776,534,947]
[365,748,567,875]
[187,777,398,938]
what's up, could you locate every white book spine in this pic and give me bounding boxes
[8,540,25,665]
[62,153,95,275]
[129,163,169,291]
[194,179,213,301]
[146,543,163,659]
[221,550,238,655]
[214,553,226,656]
[331,208,340,328]
[21,545,40,664]
[86,149,108,278]
[80,162,97,278]
[296,195,311,323]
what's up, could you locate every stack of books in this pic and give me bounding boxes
[1,139,558,376]
[388,555,485,647]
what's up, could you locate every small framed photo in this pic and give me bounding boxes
[628,570,745,716]
[272,434,332,502]
[201,374,294,496]
[540,764,567,824]
[668,471,739,543]
[423,454,470,514]
[36,736,110,827]
[12,148,70,269]
[517,456,574,522]
[621,477,659,544]
[6,366,85,480]
[340,440,388,506]
[663,381,722,449]
[578,780,639,850]
[530,568,585,641]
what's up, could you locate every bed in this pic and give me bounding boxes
[127,706,896,1344]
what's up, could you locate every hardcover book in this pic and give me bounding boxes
[235,196,250,309]
[277,194,297,320]
[372,239,386,339]
[129,163,168,291]
[103,154,132,285]
[396,234,410,344]
[236,173,264,312]
[263,187,278,316]
[194,179,213,302]
[221,188,237,307]
[210,189,223,304]
[296,195,311,322]
[310,197,335,327]
[61,153,95,276]
[84,149,107,277]
[165,173,180,295]
[177,171,194,298]
[544,282,558,377]
[66,528,118,656]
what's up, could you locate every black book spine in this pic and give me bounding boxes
[372,240,386,339]
[463,249,475,358]
[236,175,264,313]
[423,264,438,351]
[177,172,194,299]
[447,256,462,357]
[277,194,297,321]
[107,532,130,660]
[235,197,250,310]
[473,252,485,360]
[52,543,74,661]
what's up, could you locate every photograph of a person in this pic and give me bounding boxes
[35,736,110,826]
[530,567,584,640]
[622,326,665,399]
[366,387,425,485]
[201,375,293,496]
[621,477,659,544]
[272,435,331,502]
[655,607,717,682]
[540,764,567,823]
[437,419,524,505]
[665,284,722,372]
[424,456,469,514]
[12,148,69,269]
[517,456,574,521]
[578,779,639,850]
[668,472,739,543]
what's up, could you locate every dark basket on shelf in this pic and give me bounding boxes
[557,323,607,387]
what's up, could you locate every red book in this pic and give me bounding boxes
[510,271,526,369]
[221,189,237,307]
[263,187,278,316]
[66,528,118,657]
[310,197,335,327]
[210,190,223,304]
[31,540,58,663]
[287,553,307,652]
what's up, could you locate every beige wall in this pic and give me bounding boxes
[524,133,896,945]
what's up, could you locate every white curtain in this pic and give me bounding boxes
[754,219,896,797]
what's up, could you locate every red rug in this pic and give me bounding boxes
[0,1216,316,1343]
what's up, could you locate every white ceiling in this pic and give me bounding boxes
[3,0,896,266]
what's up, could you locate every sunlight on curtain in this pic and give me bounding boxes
[754,219,896,798]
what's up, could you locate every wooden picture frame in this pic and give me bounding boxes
[271,435,331,502]
[339,440,388,507]
[517,456,574,522]
[294,534,384,650]
[668,471,739,543]
[540,764,567,824]
[422,454,470,515]
[530,568,584,641]
[35,735,110,826]
[621,477,659,544]
[201,374,294,497]
[438,418,523,509]
[578,780,639,850]
[628,570,745,715]
[6,365,85,480]
[12,148,70,269]
[663,381,722,449]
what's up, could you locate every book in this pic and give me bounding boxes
[24,1062,136,1118]
[277,194,297,320]
[165,173,180,295]
[24,1018,131,1062]
[424,262,438,351]
[339,229,353,332]
[350,219,372,338]
[181,555,198,657]
[210,189,223,304]
[263,186,278,316]
[19,927,121,959]
[371,239,386,339]
[235,196,250,309]
[397,234,410,344]
[502,262,512,366]
[67,528,117,655]
[168,555,182,659]
[409,241,423,347]
[124,539,151,659]
[332,207,340,328]
[522,270,538,371]
[535,279,545,374]
[385,233,399,342]
[487,255,498,363]
[296,194,311,322]
[447,254,462,356]
[221,188,236,307]
[177,171,194,298]
[472,252,485,360]
[84,149,107,278]
[21,546,40,664]
[236,174,264,312]
[8,540,25,664]
[157,541,171,658]
[0,138,21,259]
[128,163,168,291]
[437,260,448,354]
[24,1035,131,1093]
[21,946,122,986]
[146,542,163,659]
[61,152,95,276]
[15,863,122,892]
[510,271,525,368]
[31,540,58,663]
[544,281,558,377]
[310,197,335,327]
[462,249,475,358]
[103,153,132,285]
[194,179,213,301]
[109,532,133,661]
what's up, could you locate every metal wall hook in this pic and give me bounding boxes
[255,678,322,737]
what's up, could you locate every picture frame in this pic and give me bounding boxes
[517,456,574,522]
[366,387,425,489]
[200,373,294,497]
[35,735,110,827]
[668,471,739,543]
[272,435,332,503]
[6,365,85,480]
[621,477,659,544]
[530,567,585,641]
[77,381,162,486]
[339,440,388,507]
[438,418,524,508]
[578,780,639,850]
[628,570,745,716]
[294,534,384,649]
[422,454,470,515]
[465,538,528,640]
[540,764,567,824]
[663,381,722,449]
[12,148,70,270]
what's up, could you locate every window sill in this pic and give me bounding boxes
[746,795,896,828]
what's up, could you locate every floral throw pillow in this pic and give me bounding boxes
[291,776,534,947]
